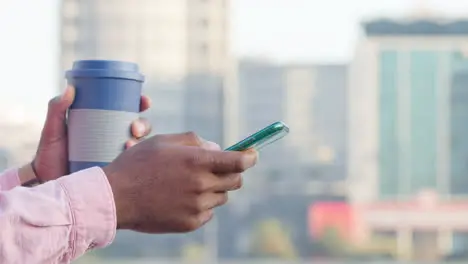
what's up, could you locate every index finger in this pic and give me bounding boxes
[204,149,258,174]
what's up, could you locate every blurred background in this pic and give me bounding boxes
[3,0,468,263]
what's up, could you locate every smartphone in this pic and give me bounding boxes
[225,121,289,151]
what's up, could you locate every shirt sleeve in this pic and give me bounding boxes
[0,167,117,264]
[0,168,21,191]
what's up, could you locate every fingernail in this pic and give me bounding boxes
[61,86,70,100]
[61,86,76,102]
[135,122,146,137]
[253,151,259,162]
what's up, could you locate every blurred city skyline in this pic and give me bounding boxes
[2,0,468,123]
[2,0,468,262]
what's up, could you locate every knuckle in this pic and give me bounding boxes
[196,211,213,226]
[233,157,246,172]
[185,153,201,167]
[192,196,206,213]
[190,175,211,193]
[183,212,212,232]
[181,218,200,232]
[218,193,229,206]
[186,149,210,168]
[47,97,58,108]
[183,131,201,145]
[232,174,243,190]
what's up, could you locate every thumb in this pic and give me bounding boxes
[41,86,75,142]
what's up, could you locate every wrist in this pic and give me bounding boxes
[18,162,40,187]
[103,165,134,230]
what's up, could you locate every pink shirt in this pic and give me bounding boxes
[0,167,116,264]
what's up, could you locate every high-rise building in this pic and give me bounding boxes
[59,0,230,143]
[348,18,468,202]
[347,18,468,260]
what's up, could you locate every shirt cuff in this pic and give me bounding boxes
[57,167,117,253]
[0,168,20,191]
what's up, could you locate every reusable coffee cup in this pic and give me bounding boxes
[65,60,145,173]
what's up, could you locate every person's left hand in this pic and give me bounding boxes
[21,86,152,184]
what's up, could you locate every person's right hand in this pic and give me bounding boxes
[103,132,257,234]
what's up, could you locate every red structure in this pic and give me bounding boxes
[308,202,355,241]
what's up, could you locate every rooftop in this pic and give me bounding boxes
[362,18,468,36]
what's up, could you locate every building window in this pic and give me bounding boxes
[409,51,438,193]
[450,52,468,195]
[378,50,399,198]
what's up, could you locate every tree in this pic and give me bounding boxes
[181,242,207,263]
[251,218,298,259]
[315,226,348,258]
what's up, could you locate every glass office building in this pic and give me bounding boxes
[362,20,468,198]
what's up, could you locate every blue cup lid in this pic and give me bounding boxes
[65,60,145,82]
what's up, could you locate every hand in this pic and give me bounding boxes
[21,86,152,185]
[103,132,258,234]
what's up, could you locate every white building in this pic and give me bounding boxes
[59,0,231,143]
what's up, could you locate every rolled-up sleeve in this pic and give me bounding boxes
[0,167,117,264]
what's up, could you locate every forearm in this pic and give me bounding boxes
[0,167,116,263]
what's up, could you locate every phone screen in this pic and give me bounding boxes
[225,121,289,151]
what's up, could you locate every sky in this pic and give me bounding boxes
[0,0,468,123]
